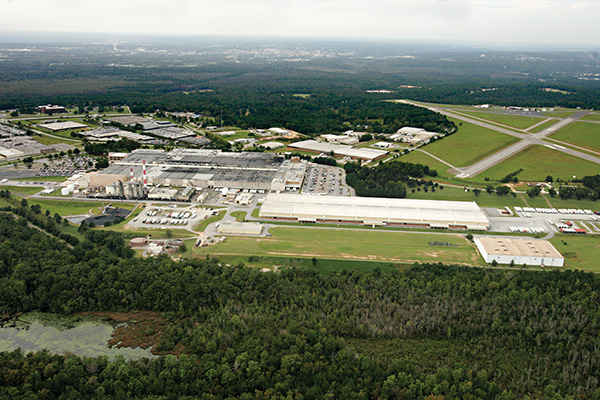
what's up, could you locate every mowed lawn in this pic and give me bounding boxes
[0,185,44,195]
[404,185,530,209]
[474,145,600,181]
[422,118,519,168]
[396,150,454,173]
[550,235,600,273]
[27,199,135,217]
[580,113,600,122]
[457,111,546,130]
[528,119,559,133]
[202,226,480,265]
[549,122,600,153]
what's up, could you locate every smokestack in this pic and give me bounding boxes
[143,160,147,185]
[130,168,134,182]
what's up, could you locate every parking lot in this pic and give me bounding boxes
[487,205,600,237]
[126,205,212,231]
[301,164,349,196]
[32,155,95,177]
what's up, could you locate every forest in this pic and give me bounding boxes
[2,208,600,399]
[344,161,438,198]
[3,38,600,135]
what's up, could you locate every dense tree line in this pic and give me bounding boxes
[84,138,141,156]
[2,213,600,397]
[313,156,337,166]
[344,161,437,198]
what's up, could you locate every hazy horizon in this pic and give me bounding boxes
[0,0,599,49]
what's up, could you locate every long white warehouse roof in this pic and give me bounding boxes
[288,140,387,161]
[260,193,489,229]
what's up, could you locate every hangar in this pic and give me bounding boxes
[259,193,489,230]
[474,236,564,266]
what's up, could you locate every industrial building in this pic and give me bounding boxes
[389,127,440,145]
[259,193,489,230]
[38,105,66,114]
[288,140,388,162]
[82,127,155,143]
[321,134,359,145]
[259,142,285,150]
[217,221,263,235]
[0,124,27,138]
[38,121,88,131]
[105,181,149,199]
[106,116,153,127]
[94,148,307,193]
[474,236,564,266]
[0,136,62,159]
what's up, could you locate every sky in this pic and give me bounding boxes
[0,0,599,47]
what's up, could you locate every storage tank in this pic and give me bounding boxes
[129,237,147,247]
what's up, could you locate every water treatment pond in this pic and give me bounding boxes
[0,312,156,360]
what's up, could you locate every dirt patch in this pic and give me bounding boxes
[80,311,177,355]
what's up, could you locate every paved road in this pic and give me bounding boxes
[401,100,600,178]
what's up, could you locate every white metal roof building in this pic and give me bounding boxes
[288,140,388,161]
[38,121,88,131]
[474,236,564,266]
[259,193,489,230]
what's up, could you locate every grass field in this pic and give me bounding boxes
[580,113,600,122]
[544,196,600,212]
[421,118,520,168]
[193,210,226,232]
[194,253,411,274]
[231,211,247,222]
[199,226,481,265]
[549,122,600,153]
[528,119,559,133]
[456,111,545,130]
[32,134,71,146]
[27,199,135,217]
[18,176,68,182]
[0,185,44,195]
[396,150,452,172]
[405,185,530,208]
[104,226,192,240]
[473,145,600,182]
[542,110,577,118]
[550,234,600,273]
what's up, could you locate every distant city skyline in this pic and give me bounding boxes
[0,0,599,48]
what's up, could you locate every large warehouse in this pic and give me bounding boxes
[474,236,564,266]
[288,140,388,162]
[259,193,489,230]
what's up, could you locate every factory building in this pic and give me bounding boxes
[98,148,307,192]
[474,236,564,267]
[259,193,489,230]
[105,181,149,200]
